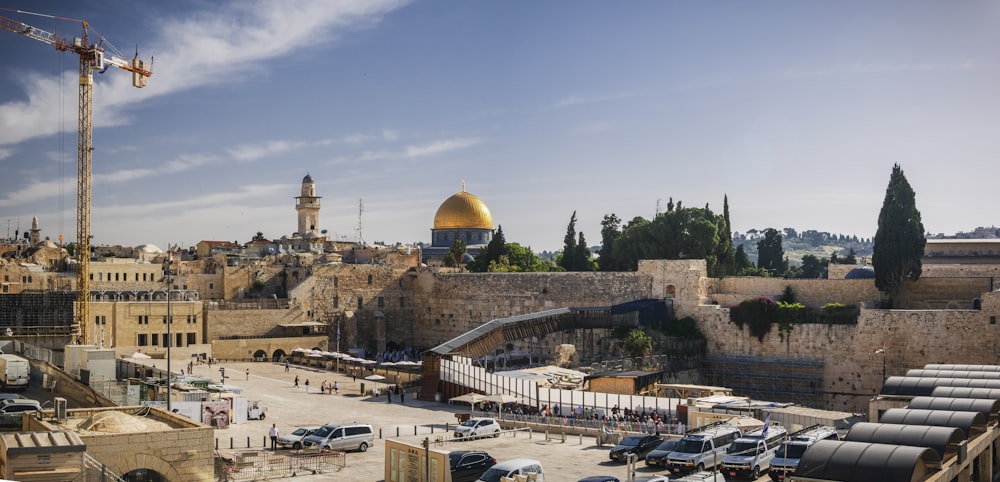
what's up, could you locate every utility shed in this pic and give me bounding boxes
[844,423,964,461]
[586,370,662,395]
[0,431,85,482]
[794,440,940,482]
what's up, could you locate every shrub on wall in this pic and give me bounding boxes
[820,303,859,324]
[776,301,807,341]
[730,296,778,341]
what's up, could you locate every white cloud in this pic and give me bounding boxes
[0,0,411,148]
[227,140,307,162]
[404,138,480,158]
[0,148,11,161]
[382,129,399,141]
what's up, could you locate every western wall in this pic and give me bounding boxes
[295,258,1000,413]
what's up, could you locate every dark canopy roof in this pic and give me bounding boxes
[924,364,1000,372]
[906,369,1000,379]
[844,422,964,460]
[880,376,1000,397]
[795,440,940,482]
[929,386,1000,402]
[879,408,986,439]
[907,397,1000,422]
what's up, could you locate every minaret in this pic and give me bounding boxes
[28,216,41,245]
[295,174,321,236]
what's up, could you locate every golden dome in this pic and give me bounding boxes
[433,190,493,230]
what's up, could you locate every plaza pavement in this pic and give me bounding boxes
[181,358,688,482]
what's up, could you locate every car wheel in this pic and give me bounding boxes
[359,442,369,452]
[752,467,760,479]
[493,429,500,438]
[697,463,705,472]
[259,413,266,420]
[292,442,301,450]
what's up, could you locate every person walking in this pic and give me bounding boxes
[387,390,392,403]
[333,381,339,395]
[304,379,310,393]
[400,390,404,404]
[284,359,290,372]
[246,368,250,380]
[269,424,279,450]
[293,375,299,388]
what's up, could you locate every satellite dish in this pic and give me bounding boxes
[321,229,328,235]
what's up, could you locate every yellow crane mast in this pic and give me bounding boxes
[0,9,152,344]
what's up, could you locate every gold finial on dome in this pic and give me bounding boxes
[462,179,466,192]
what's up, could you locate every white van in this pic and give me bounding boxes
[475,458,544,482]
[666,420,741,476]
[301,422,374,452]
[767,425,838,481]
[719,424,788,480]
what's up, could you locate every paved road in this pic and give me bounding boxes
[144,358,766,482]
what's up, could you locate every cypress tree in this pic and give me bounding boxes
[873,164,925,307]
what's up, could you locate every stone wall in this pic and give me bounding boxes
[211,335,328,361]
[712,277,879,309]
[692,290,1000,412]
[411,271,651,349]
[204,308,290,340]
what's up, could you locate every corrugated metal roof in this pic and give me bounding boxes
[906,369,1000,379]
[844,422,963,460]
[907,396,1000,422]
[929,386,1000,401]
[878,408,985,439]
[795,440,939,482]
[924,364,1000,372]
[0,431,85,455]
[880,376,1000,397]
[427,308,573,355]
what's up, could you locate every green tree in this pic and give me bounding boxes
[799,254,825,279]
[713,195,737,277]
[873,164,926,307]
[623,329,652,358]
[558,212,596,271]
[610,203,724,272]
[735,244,752,271]
[443,239,467,268]
[756,228,785,275]
[467,226,507,272]
[598,213,622,271]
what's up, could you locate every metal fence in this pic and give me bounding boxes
[82,453,127,482]
[214,450,346,481]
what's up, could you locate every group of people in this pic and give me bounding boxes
[291,375,340,395]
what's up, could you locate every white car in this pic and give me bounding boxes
[277,426,320,449]
[454,417,501,439]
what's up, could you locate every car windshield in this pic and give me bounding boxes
[655,441,677,451]
[448,452,465,466]
[311,426,334,438]
[776,444,807,459]
[291,428,309,436]
[477,467,508,482]
[620,436,643,447]
[673,440,705,454]
[727,441,759,455]
[460,419,480,427]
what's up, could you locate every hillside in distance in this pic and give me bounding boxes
[734,228,872,266]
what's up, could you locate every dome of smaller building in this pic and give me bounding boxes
[303,173,313,183]
[135,244,163,254]
[433,190,493,230]
[845,265,875,279]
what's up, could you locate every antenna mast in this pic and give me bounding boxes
[356,198,365,245]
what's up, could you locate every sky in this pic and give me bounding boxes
[0,1,998,253]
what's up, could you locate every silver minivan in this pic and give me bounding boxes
[301,422,374,452]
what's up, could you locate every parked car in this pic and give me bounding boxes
[301,422,374,452]
[635,477,671,482]
[476,458,544,482]
[609,434,662,462]
[645,439,679,467]
[578,477,620,482]
[453,417,501,439]
[449,450,497,482]
[0,399,40,414]
[277,426,320,450]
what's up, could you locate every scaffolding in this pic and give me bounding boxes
[702,354,825,407]
[0,292,76,335]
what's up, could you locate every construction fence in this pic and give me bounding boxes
[214,449,346,481]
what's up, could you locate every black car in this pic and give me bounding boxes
[449,450,497,482]
[644,439,679,467]
[609,434,663,462]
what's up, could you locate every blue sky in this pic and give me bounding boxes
[0,1,998,253]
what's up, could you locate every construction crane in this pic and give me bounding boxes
[0,9,152,345]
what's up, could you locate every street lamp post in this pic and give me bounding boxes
[875,346,886,393]
[164,245,173,412]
